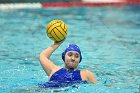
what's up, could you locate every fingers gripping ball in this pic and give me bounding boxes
[46,20,68,42]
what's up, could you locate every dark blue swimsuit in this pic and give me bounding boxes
[39,68,87,88]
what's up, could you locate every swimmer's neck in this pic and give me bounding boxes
[65,67,77,71]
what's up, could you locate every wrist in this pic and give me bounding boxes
[54,40,64,45]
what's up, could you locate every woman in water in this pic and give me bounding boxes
[39,41,98,88]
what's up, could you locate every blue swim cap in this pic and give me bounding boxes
[62,44,82,63]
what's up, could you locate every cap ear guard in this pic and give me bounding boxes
[79,55,82,63]
[62,52,65,62]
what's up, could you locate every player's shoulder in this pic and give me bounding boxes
[81,69,90,73]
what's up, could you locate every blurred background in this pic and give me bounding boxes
[0,0,140,93]
[0,0,81,3]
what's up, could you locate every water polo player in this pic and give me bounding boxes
[39,41,98,88]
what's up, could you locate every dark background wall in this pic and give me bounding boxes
[0,0,82,3]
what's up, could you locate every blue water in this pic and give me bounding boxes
[0,5,140,93]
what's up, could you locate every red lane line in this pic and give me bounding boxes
[41,2,140,7]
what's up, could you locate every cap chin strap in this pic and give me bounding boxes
[65,67,74,71]
[69,68,74,70]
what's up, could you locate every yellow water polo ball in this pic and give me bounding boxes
[46,20,68,42]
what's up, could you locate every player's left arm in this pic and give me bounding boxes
[86,70,98,84]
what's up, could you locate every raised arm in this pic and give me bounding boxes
[39,41,63,76]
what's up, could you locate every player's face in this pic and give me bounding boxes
[65,51,80,69]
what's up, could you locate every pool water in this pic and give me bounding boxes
[0,5,140,93]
